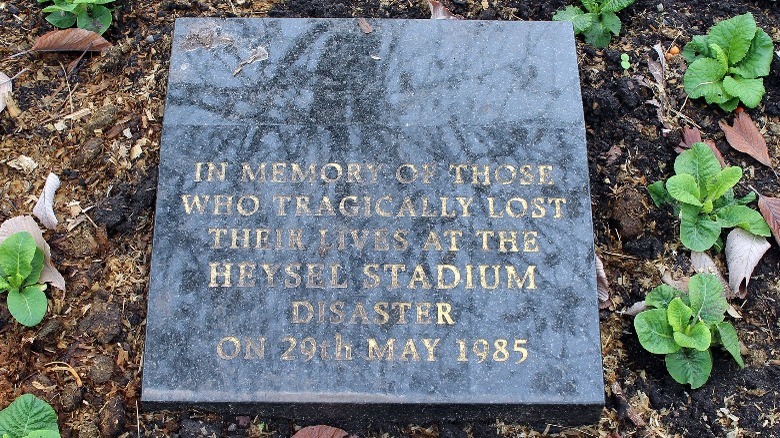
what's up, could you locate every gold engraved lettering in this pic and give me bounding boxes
[392,302,412,324]
[209,262,232,287]
[422,231,443,251]
[292,301,314,323]
[437,265,460,289]
[181,194,210,214]
[194,162,226,182]
[407,265,432,289]
[416,302,432,324]
[237,262,256,287]
[506,265,537,289]
[363,264,380,288]
[400,339,420,361]
[373,302,390,324]
[236,195,260,216]
[349,302,370,324]
[437,303,455,325]
[241,162,266,182]
[334,333,353,360]
[216,336,240,359]
[244,337,266,359]
[284,263,302,288]
[422,338,440,361]
[290,163,317,182]
[208,228,227,248]
[367,338,394,360]
[260,263,280,286]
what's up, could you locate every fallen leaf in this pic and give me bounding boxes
[622,301,646,316]
[758,194,780,246]
[291,426,348,438]
[719,112,773,168]
[428,0,463,19]
[33,173,61,230]
[7,155,38,174]
[0,216,66,291]
[596,255,610,309]
[661,269,688,292]
[233,45,269,76]
[357,17,373,34]
[690,251,735,298]
[0,72,11,113]
[725,228,770,298]
[31,28,112,52]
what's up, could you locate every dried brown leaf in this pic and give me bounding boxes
[596,255,610,309]
[291,426,348,438]
[31,29,112,52]
[622,301,646,316]
[428,0,463,19]
[0,72,11,113]
[725,228,770,298]
[758,194,780,246]
[0,216,66,291]
[357,17,373,34]
[719,112,773,168]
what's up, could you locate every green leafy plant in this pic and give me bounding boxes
[648,142,770,251]
[37,0,115,35]
[0,394,60,438]
[552,0,636,48]
[0,232,49,327]
[683,13,774,111]
[620,53,631,70]
[635,274,744,389]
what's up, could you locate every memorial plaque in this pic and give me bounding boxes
[142,18,604,424]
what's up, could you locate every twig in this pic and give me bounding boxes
[136,400,142,437]
[0,68,29,86]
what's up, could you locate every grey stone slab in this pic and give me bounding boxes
[142,17,604,425]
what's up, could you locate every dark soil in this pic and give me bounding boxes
[1,0,779,437]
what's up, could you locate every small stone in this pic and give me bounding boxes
[60,383,83,412]
[180,419,224,437]
[146,35,156,43]
[79,302,122,344]
[78,422,101,438]
[657,3,664,12]
[85,104,118,132]
[34,318,63,347]
[74,138,104,167]
[99,395,126,437]
[90,354,114,385]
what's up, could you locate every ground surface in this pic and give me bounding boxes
[1,0,779,437]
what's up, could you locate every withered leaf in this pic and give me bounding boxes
[291,426,348,438]
[357,17,373,34]
[33,173,61,230]
[428,0,463,19]
[725,228,770,298]
[596,255,610,309]
[758,194,780,246]
[0,216,66,291]
[0,72,11,113]
[719,112,773,168]
[690,251,734,298]
[31,29,112,52]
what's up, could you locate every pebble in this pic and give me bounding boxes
[60,383,83,412]
[145,35,156,43]
[99,395,126,437]
[657,3,664,12]
[90,354,115,385]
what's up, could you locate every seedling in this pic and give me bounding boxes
[635,274,743,389]
[683,13,773,111]
[620,53,631,70]
[552,0,636,48]
[648,142,770,252]
[0,394,60,438]
[37,0,115,35]
[0,232,49,327]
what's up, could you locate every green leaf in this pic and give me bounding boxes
[718,96,740,112]
[581,0,599,13]
[23,431,61,438]
[736,191,757,205]
[710,44,729,71]
[600,11,621,35]
[716,205,772,236]
[24,249,44,288]
[572,13,598,34]
[0,394,59,437]
[684,58,727,100]
[667,297,692,332]
[722,76,765,108]
[673,321,712,351]
[730,29,773,79]
[0,277,9,292]
[583,21,612,48]
[76,5,112,34]
[635,308,681,354]
[665,348,713,389]
[600,0,635,13]
[645,285,681,309]
[666,174,702,206]
[680,204,721,252]
[72,0,115,4]
[674,143,722,192]
[7,285,48,327]
[683,35,711,63]
[715,322,744,368]
[688,273,727,325]
[648,181,673,207]
[706,166,742,202]
[553,5,584,24]
[45,10,77,28]
[0,233,37,286]
[708,13,757,65]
